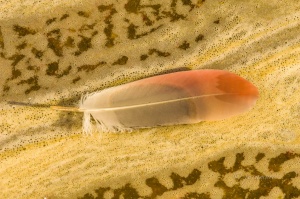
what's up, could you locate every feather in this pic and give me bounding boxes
[54,70,258,133]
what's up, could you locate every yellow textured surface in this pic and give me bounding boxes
[0,0,300,198]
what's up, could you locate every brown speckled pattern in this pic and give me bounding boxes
[0,0,300,198]
[0,0,204,97]
[78,150,300,199]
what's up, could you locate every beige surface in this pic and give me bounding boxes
[0,0,300,198]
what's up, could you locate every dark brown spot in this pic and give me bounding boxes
[98,5,113,12]
[112,56,128,65]
[127,23,163,40]
[148,49,170,57]
[98,5,117,47]
[124,0,140,13]
[112,184,140,199]
[72,76,81,84]
[171,169,201,190]
[13,25,36,37]
[16,42,27,50]
[46,62,59,76]
[92,31,98,36]
[125,0,161,15]
[64,36,75,48]
[94,187,110,198]
[3,85,10,92]
[255,153,265,162]
[47,29,63,57]
[269,152,299,172]
[46,62,72,78]
[27,65,40,72]
[31,48,44,59]
[140,54,149,61]
[7,54,24,80]
[178,41,190,50]
[142,13,154,26]
[18,76,36,85]
[181,0,196,10]
[79,24,96,32]
[78,11,90,18]
[9,54,25,66]
[12,69,21,79]
[195,34,204,42]
[208,153,245,175]
[56,65,72,78]
[60,14,69,21]
[75,35,92,56]
[145,177,168,198]
[182,192,211,199]
[77,61,106,72]
[17,76,41,94]
[214,180,249,198]
[214,19,220,24]
[0,26,4,49]
[161,6,185,22]
[46,18,56,25]
[25,84,41,94]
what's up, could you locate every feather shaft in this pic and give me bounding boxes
[50,106,81,112]
[80,93,246,112]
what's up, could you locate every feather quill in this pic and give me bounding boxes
[63,70,259,133]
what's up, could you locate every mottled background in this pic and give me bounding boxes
[0,0,300,198]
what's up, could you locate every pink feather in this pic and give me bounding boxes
[78,70,259,133]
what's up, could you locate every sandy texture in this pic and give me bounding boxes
[0,0,300,198]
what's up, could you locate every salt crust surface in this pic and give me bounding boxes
[0,0,300,198]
